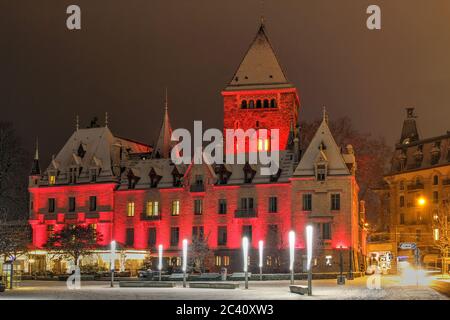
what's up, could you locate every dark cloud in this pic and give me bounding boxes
[1,0,450,167]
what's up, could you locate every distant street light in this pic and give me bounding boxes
[417,197,426,207]
[158,244,163,281]
[258,240,264,281]
[306,225,313,296]
[110,240,116,288]
[289,231,295,285]
[242,237,249,289]
[182,239,188,288]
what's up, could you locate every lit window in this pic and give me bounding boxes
[258,138,270,151]
[223,256,230,266]
[433,228,439,241]
[127,201,135,217]
[325,255,332,266]
[172,200,180,216]
[49,175,56,185]
[215,256,222,266]
[146,201,159,217]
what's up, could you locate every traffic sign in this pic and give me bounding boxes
[399,242,417,250]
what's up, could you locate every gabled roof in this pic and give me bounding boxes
[294,117,350,176]
[224,23,293,91]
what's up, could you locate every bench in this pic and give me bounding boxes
[189,282,239,289]
[289,285,309,295]
[229,272,251,280]
[196,273,221,281]
[119,281,176,288]
[168,273,185,281]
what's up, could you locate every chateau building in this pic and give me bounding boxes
[27,23,365,275]
[374,108,450,272]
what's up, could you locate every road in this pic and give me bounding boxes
[0,275,447,300]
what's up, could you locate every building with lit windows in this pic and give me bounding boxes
[375,108,450,272]
[28,23,365,275]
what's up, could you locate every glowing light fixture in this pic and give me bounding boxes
[182,239,188,288]
[288,231,295,285]
[417,197,426,207]
[242,237,249,289]
[258,240,264,281]
[306,225,314,296]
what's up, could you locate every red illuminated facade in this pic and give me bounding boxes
[28,23,366,274]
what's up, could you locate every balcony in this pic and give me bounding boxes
[141,213,162,221]
[85,212,99,219]
[234,208,257,218]
[65,213,78,221]
[407,183,424,191]
[44,213,57,220]
[190,184,205,193]
[316,239,332,249]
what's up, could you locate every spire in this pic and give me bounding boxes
[400,107,419,144]
[153,89,173,158]
[225,22,292,91]
[322,106,329,124]
[105,112,109,128]
[31,137,41,175]
[76,115,79,131]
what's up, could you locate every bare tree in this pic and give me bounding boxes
[0,122,29,221]
[0,219,30,261]
[435,200,450,275]
[300,117,391,229]
[189,234,213,273]
[45,225,102,266]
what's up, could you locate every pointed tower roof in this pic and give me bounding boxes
[294,111,350,176]
[153,89,173,159]
[224,23,293,91]
[400,107,420,144]
[31,138,41,175]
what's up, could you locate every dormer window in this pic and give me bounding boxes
[127,169,140,189]
[49,175,56,185]
[149,168,162,188]
[414,145,423,167]
[430,141,441,165]
[172,167,182,187]
[68,167,78,184]
[90,168,100,182]
[77,143,86,158]
[215,164,231,185]
[243,163,256,184]
[316,164,327,181]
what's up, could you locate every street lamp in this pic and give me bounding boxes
[288,231,295,285]
[258,240,264,281]
[158,244,163,281]
[182,239,188,288]
[110,240,116,288]
[306,225,313,296]
[242,236,249,289]
[417,196,426,207]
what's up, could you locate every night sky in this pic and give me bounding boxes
[2,0,450,167]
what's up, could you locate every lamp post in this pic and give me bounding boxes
[288,231,295,285]
[306,225,313,296]
[158,244,163,281]
[258,240,264,281]
[110,240,116,288]
[242,237,249,289]
[337,245,345,285]
[182,239,188,288]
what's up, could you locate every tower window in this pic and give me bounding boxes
[89,196,97,212]
[241,100,247,109]
[249,100,255,109]
[256,100,262,109]
[270,99,277,108]
[263,99,269,108]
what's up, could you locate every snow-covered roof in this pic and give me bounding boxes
[294,117,351,177]
[224,24,293,91]
[43,127,151,185]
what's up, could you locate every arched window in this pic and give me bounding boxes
[433,175,439,185]
[241,100,247,109]
[263,99,269,108]
[270,99,277,108]
[249,100,255,109]
[256,100,262,109]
